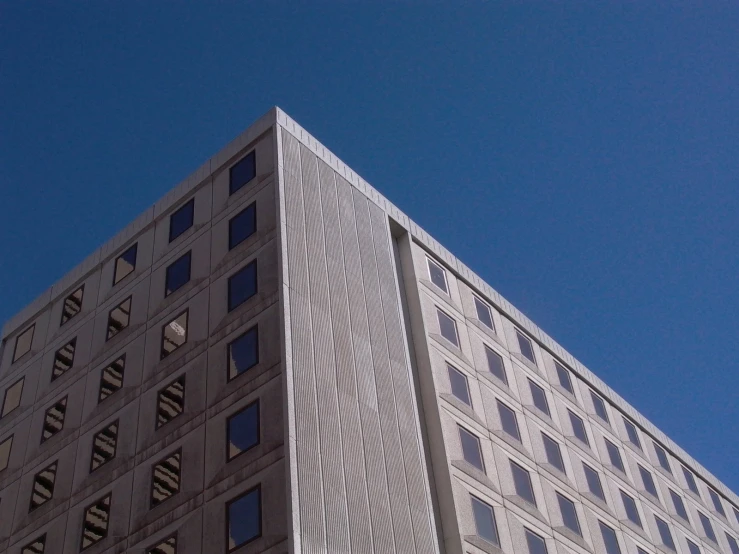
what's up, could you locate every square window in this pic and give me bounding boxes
[21,534,46,554]
[458,426,484,472]
[726,533,739,554]
[229,202,257,250]
[599,521,622,554]
[510,460,536,505]
[227,401,260,461]
[227,485,262,550]
[41,397,67,442]
[61,285,84,325]
[228,327,259,380]
[471,495,499,545]
[554,361,574,393]
[0,435,12,471]
[229,151,256,195]
[623,417,641,449]
[699,512,717,542]
[169,199,194,243]
[148,535,176,554]
[497,400,520,441]
[2,378,24,417]
[620,490,642,527]
[654,442,672,474]
[590,390,609,423]
[426,257,448,293]
[228,261,257,312]
[485,346,507,384]
[80,494,111,550]
[13,324,35,363]
[682,466,700,495]
[90,421,118,472]
[670,489,689,521]
[106,296,132,340]
[98,356,125,403]
[113,243,137,285]
[525,528,548,554]
[583,463,606,501]
[638,465,658,497]
[151,450,181,507]
[568,410,589,445]
[165,251,191,297]
[447,364,471,406]
[687,539,702,554]
[655,516,676,551]
[156,376,185,428]
[51,337,77,380]
[542,433,565,473]
[29,461,57,511]
[516,329,536,365]
[529,379,550,416]
[708,488,726,517]
[474,296,494,330]
[160,310,188,359]
[557,492,582,536]
[605,439,625,472]
[436,308,459,347]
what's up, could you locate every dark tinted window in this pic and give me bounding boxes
[542,433,565,473]
[458,426,484,472]
[227,401,260,460]
[229,151,256,195]
[41,397,67,442]
[80,494,111,550]
[639,465,658,497]
[228,327,259,380]
[511,460,536,505]
[106,296,131,340]
[620,490,641,527]
[485,346,507,384]
[726,533,739,554]
[471,495,499,545]
[568,410,589,445]
[584,463,605,500]
[157,377,185,428]
[497,401,520,441]
[113,243,137,285]
[169,199,194,242]
[687,540,702,554]
[228,202,256,250]
[29,461,57,511]
[13,324,35,363]
[151,450,181,507]
[51,338,76,380]
[21,534,46,554]
[227,486,261,549]
[670,489,689,521]
[98,356,125,403]
[474,296,494,330]
[623,418,641,449]
[148,535,177,554]
[228,261,257,312]
[160,310,188,359]
[682,466,700,495]
[447,365,471,406]
[555,361,574,393]
[90,421,118,472]
[654,442,672,474]
[590,390,609,422]
[557,493,581,535]
[165,252,191,297]
[0,435,13,471]
[516,329,536,364]
[699,512,717,542]
[655,516,676,551]
[437,308,458,347]
[61,285,84,325]
[427,258,448,293]
[1,378,24,417]
[605,439,625,472]
[525,528,548,554]
[529,379,549,415]
[599,521,622,554]
[708,488,725,516]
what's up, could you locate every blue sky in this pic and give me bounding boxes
[1,3,738,493]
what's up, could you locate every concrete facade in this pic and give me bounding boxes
[1,107,738,554]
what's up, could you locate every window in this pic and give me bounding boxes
[437,308,459,347]
[620,490,641,527]
[228,261,258,312]
[61,285,84,325]
[229,202,257,250]
[583,463,606,500]
[497,400,520,441]
[458,426,485,472]
[113,243,137,285]
[670,489,689,521]
[169,198,194,242]
[554,361,574,393]
[653,442,671,474]
[21,534,46,554]
[227,485,262,549]
[426,257,448,293]
[605,439,625,472]
[623,417,641,449]
[148,535,177,554]
[655,516,676,551]
[80,494,111,550]
[708,488,726,517]
[227,401,260,461]
[485,346,507,383]
[13,324,35,363]
[525,528,548,554]
[516,329,536,365]
[151,450,181,507]
[41,397,67,442]
[106,296,131,340]
[726,533,739,554]
[471,495,499,545]
[51,338,77,380]
[557,493,582,536]
[160,310,188,359]
[474,296,494,330]
[542,433,566,473]
[98,356,125,403]
[90,421,118,472]
[165,251,191,297]
[228,327,259,380]
[682,466,699,495]
[529,379,550,416]
[29,461,57,511]
[699,512,717,542]
[568,410,589,445]
[599,521,622,554]
[687,539,702,554]
[1,378,24,417]
[590,390,609,423]
[447,364,471,406]
[0,435,12,471]
[229,151,256,195]
[510,460,536,505]
[156,376,185,428]
[638,465,658,497]
[735,506,739,526]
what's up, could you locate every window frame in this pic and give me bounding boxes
[620,489,642,528]
[528,378,550,416]
[447,364,472,407]
[484,345,507,384]
[160,309,189,360]
[226,399,261,462]
[21,533,46,554]
[80,493,112,551]
[150,448,182,509]
[29,460,57,512]
[0,434,13,471]
[470,494,500,546]
[168,198,195,243]
[590,390,609,423]
[1,377,24,418]
[426,257,449,294]
[638,464,659,498]
[583,462,606,501]
[708,487,726,517]
[510,459,537,506]
[497,400,521,442]
[568,409,589,446]
[227,326,260,382]
[228,151,257,196]
[698,511,717,542]
[98,355,126,404]
[682,465,700,496]
[669,489,689,521]
[473,295,495,331]
[112,243,138,286]
[623,417,641,449]
[228,201,257,250]
[436,307,459,347]
[556,492,582,536]
[599,521,622,554]
[227,260,258,312]
[106,295,132,341]
[542,432,566,473]
[515,328,536,365]
[655,515,676,551]
[12,324,36,363]
[60,284,85,326]
[604,438,625,472]
[156,375,186,429]
[146,533,177,554]
[51,337,77,381]
[525,528,548,554]
[89,419,119,474]
[458,425,485,473]
[225,484,262,551]
[164,251,192,297]
[554,360,574,394]
[653,442,672,474]
[41,396,68,443]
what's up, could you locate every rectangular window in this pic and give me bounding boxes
[471,495,499,545]
[29,461,57,511]
[169,198,194,242]
[568,410,589,445]
[699,512,717,542]
[161,310,188,359]
[228,327,259,380]
[599,521,622,554]
[556,492,582,536]
[427,257,448,293]
[0,435,12,471]
[669,489,689,521]
[447,364,471,406]
[474,296,495,330]
[437,308,459,347]
[90,421,118,472]
[542,433,566,473]
[41,397,67,442]
[80,494,111,550]
[605,439,625,472]
[227,485,262,550]
[61,285,84,325]
[726,533,739,554]
[484,346,507,384]
[620,490,641,527]
[227,401,260,461]
[555,361,574,393]
[51,338,77,380]
[228,261,258,312]
[687,539,702,554]
[113,243,137,285]
[21,534,46,554]
[529,379,550,416]
[525,528,548,554]
[623,417,641,449]
[590,390,609,423]
[516,329,536,365]
[229,202,257,250]
[1,378,24,418]
[106,296,131,340]
[654,442,672,474]
[165,251,191,297]
[510,460,536,505]
[98,356,125,403]
[13,324,35,363]
[583,463,606,500]
[497,400,520,441]
[156,376,185,428]
[638,465,658,497]
[682,466,699,495]
[708,488,726,517]
[151,450,181,507]
[148,535,177,554]
[655,516,676,551]
[229,151,256,195]
[458,426,485,472]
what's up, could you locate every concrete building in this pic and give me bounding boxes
[0,107,738,554]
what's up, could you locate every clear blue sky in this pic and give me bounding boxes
[1,4,737,493]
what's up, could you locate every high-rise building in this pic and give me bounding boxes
[1,107,737,554]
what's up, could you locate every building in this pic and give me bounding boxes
[0,107,738,554]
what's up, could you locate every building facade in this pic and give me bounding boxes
[0,108,737,554]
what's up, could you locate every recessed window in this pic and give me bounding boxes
[623,417,641,449]
[638,465,658,497]
[605,439,625,472]
[106,296,132,340]
[497,400,520,441]
[21,534,46,554]
[525,528,548,554]
[554,361,574,394]
[528,379,550,416]
[165,251,191,297]
[13,324,35,363]
[471,495,499,546]
[687,539,702,554]
[510,460,536,505]
[447,364,471,406]
[98,356,125,403]
[1,377,24,417]
[29,461,57,511]
[516,329,536,365]
[568,410,589,445]
[734,507,739,526]
[61,285,84,325]
[484,346,507,384]
[169,199,194,243]
[51,338,77,381]
[682,466,700,495]
[653,442,672,474]
[228,202,257,250]
[229,151,256,196]
[699,511,717,542]
[151,450,181,507]
[583,463,606,501]
[228,261,257,312]
[113,243,137,285]
[41,397,67,442]
[227,401,260,461]
[655,516,676,551]
[599,521,622,554]
[542,433,565,473]
[708,487,726,517]
[426,257,448,293]
[148,535,177,554]
[458,426,484,472]
[156,376,186,428]
[90,421,118,472]
[726,533,739,554]
[557,493,581,536]
[620,490,642,527]
[160,310,188,359]
[474,296,494,330]
[669,489,689,521]
[436,308,459,347]
[0,435,12,471]
[590,390,609,423]
[80,494,111,550]
[228,327,259,380]
[226,485,262,549]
